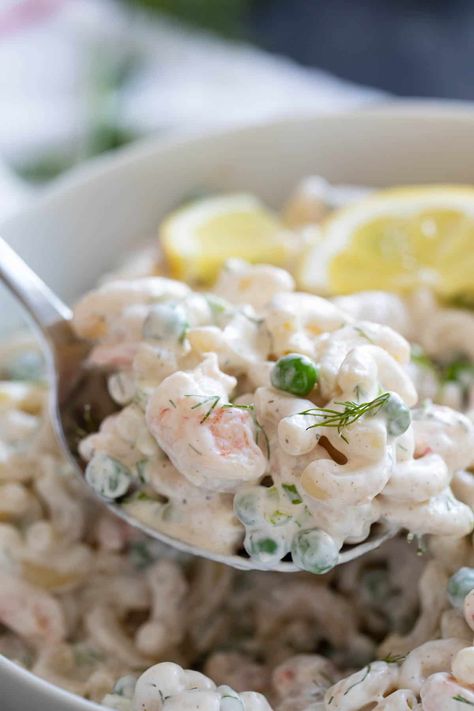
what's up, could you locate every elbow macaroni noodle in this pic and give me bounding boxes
[1,178,474,710]
[72,258,473,571]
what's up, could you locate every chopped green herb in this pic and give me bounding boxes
[382,653,407,664]
[441,357,474,384]
[134,460,148,483]
[266,510,292,526]
[128,490,155,503]
[411,345,474,390]
[188,443,202,455]
[282,483,303,505]
[204,292,233,317]
[255,418,270,459]
[238,309,264,325]
[223,402,255,412]
[186,393,221,423]
[410,344,435,370]
[353,326,375,343]
[343,665,371,696]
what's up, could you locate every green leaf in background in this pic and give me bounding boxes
[83,44,140,159]
[12,0,262,184]
[14,42,140,184]
[127,0,255,37]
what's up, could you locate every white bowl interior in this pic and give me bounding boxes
[1,104,474,710]
[2,105,474,335]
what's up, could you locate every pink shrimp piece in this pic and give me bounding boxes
[149,398,266,492]
[208,408,257,456]
[72,277,190,340]
[146,355,267,492]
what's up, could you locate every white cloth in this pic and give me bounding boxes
[0,0,383,221]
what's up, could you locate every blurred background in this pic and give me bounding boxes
[1,0,473,216]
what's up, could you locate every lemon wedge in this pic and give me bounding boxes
[297,185,474,300]
[161,194,295,284]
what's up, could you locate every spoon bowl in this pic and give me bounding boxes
[0,235,398,572]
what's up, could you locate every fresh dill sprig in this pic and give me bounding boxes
[223,402,255,412]
[255,418,270,459]
[353,325,375,344]
[188,443,202,455]
[185,393,221,423]
[343,664,371,696]
[185,396,270,457]
[382,652,407,664]
[237,309,264,325]
[299,393,390,443]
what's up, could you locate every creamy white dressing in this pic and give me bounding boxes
[1,178,474,711]
[72,259,474,571]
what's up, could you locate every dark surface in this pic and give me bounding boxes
[247,0,474,99]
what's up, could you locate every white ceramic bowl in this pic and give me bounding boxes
[2,103,474,711]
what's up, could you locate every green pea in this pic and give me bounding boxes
[271,353,319,396]
[112,675,137,699]
[291,528,339,574]
[245,529,287,565]
[85,453,132,499]
[382,392,411,437]
[204,293,234,325]
[234,487,267,527]
[219,687,244,711]
[447,567,474,609]
[143,302,188,342]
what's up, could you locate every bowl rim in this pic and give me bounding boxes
[2,98,474,710]
[3,98,474,232]
[0,655,104,711]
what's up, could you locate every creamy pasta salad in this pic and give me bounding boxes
[1,177,474,711]
[72,257,473,572]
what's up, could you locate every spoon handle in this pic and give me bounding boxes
[0,237,72,331]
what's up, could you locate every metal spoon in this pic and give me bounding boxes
[0,237,397,572]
